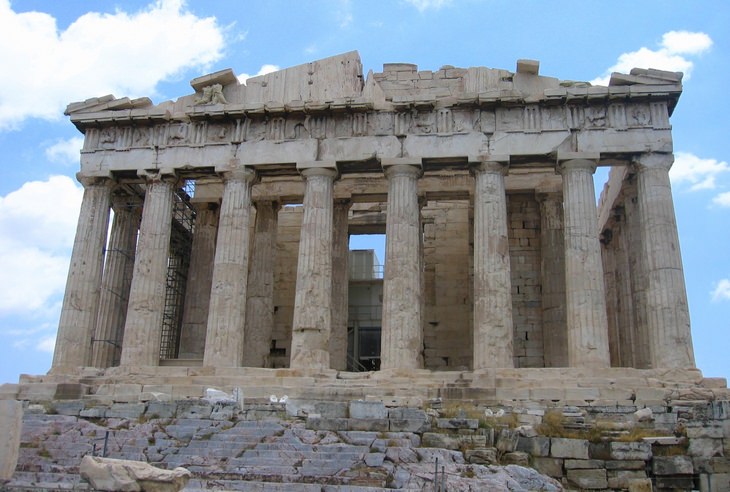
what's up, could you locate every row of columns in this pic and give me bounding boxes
[51,152,695,374]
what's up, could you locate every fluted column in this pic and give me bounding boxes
[290,162,338,370]
[120,171,177,367]
[91,194,141,368]
[178,202,219,359]
[634,153,694,368]
[537,191,568,367]
[381,159,423,370]
[558,155,611,367]
[471,158,514,369]
[51,175,111,373]
[330,198,351,371]
[243,200,280,367]
[203,168,256,368]
[624,182,652,368]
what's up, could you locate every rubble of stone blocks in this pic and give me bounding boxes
[2,396,729,490]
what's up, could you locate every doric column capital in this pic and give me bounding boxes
[252,199,281,212]
[76,172,112,188]
[138,168,179,185]
[469,154,510,175]
[632,152,674,172]
[382,157,423,179]
[471,162,509,176]
[298,160,338,180]
[110,192,142,212]
[557,152,600,174]
[220,167,257,183]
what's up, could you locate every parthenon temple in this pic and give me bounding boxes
[50,51,696,387]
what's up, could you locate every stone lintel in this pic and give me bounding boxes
[190,68,239,92]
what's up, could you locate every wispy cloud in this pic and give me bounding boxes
[591,31,712,86]
[0,0,226,130]
[669,152,729,192]
[712,191,730,208]
[238,64,281,84]
[712,279,730,302]
[45,136,84,164]
[404,0,453,12]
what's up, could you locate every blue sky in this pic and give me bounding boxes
[0,0,728,384]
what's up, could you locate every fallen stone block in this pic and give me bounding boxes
[436,417,478,430]
[80,455,191,491]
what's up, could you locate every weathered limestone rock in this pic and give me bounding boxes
[120,172,176,367]
[0,400,22,480]
[290,163,338,370]
[381,159,423,370]
[204,168,256,367]
[472,158,514,368]
[52,177,111,372]
[80,455,191,492]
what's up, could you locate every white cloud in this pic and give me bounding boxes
[712,191,730,207]
[0,176,83,313]
[36,335,57,353]
[336,0,353,28]
[404,0,453,12]
[45,136,84,164]
[712,279,730,302]
[669,151,729,191]
[0,0,226,130]
[238,64,281,84]
[591,30,712,86]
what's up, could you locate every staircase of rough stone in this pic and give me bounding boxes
[5,399,565,491]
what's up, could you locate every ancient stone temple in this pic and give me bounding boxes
[48,51,695,378]
[5,52,730,492]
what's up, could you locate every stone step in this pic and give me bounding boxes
[4,471,91,491]
[183,479,387,491]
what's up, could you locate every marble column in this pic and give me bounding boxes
[624,182,652,369]
[471,158,514,369]
[634,153,694,368]
[120,171,176,367]
[537,191,568,367]
[91,194,140,368]
[203,168,256,368]
[380,159,423,370]
[558,155,611,367]
[243,200,280,367]
[330,198,351,371]
[178,202,219,359]
[51,176,111,373]
[290,162,338,370]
